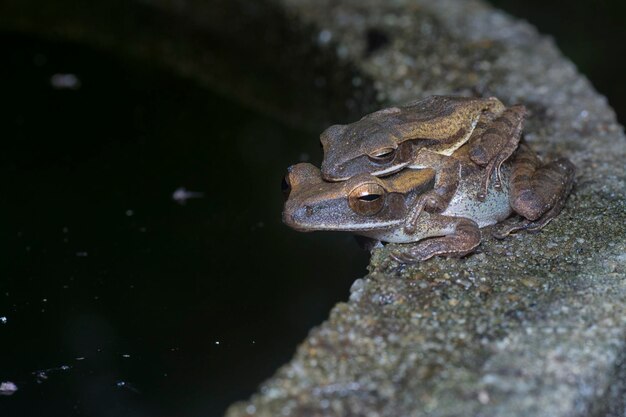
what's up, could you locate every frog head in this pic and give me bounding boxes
[320,96,505,181]
[282,163,435,234]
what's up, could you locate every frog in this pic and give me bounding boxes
[319,95,530,231]
[283,142,575,263]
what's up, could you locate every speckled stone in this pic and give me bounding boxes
[226,0,626,416]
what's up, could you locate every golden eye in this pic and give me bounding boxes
[348,183,386,215]
[368,148,396,162]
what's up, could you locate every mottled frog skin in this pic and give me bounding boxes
[319,96,536,225]
[320,96,506,181]
[283,96,575,263]
[284,143,574,262]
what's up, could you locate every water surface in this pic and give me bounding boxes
[0,33,369,417]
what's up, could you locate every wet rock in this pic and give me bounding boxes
[225,0,626,416]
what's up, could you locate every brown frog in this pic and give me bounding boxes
[283,142,574,262]
[320,96,532,233]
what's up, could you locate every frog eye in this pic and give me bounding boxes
[368,148,396,163]
[348,183,386,216]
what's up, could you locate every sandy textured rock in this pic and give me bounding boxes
[226,1,626,416]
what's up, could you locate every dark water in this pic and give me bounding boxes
[0,34,369,417]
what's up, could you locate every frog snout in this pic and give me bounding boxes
[283,204,316,231]
[292,204,315,221]
[297,205,315,218]
[320,162,347,182]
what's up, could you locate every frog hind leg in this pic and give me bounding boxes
[392,215,481,263]
[469,105,526,200]
[404,150,460,234]
[494,144,575,238]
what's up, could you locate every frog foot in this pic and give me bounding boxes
[493,215,553,239]
[492,216,529,239]
[477,150,512,201]
[494,186,572,240]
[393,218,481,263]
[403,192,445,234]
[510,157,575,219]
[473,105,526,201]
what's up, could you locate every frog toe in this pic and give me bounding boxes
[389,249,419,264]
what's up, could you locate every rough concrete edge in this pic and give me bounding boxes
[225,0,626,416]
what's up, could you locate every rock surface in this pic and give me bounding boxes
[225,1,626,416]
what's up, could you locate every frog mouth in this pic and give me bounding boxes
[369,162,408,178]
[283,211,401,232]
[322,160,409,182]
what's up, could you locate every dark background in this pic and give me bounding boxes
[490,0,626,124]
[0,1,625,417]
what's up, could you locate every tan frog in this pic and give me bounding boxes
[283,143,574,263]
[320,96,531,232]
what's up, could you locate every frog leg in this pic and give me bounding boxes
[469,105,526,200]
[392,215,481,263]
[466,100,506,140]
[494,143,575,238]
[403,150,460,234]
